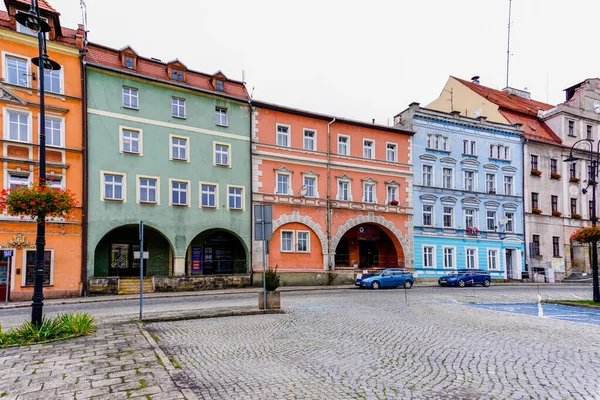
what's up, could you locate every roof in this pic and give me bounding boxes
[85,43,250,101]
[6,0,58,14]
[0,9,81,48]
[499,109,562,145]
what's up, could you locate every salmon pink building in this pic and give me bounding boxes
[252,101,414,284]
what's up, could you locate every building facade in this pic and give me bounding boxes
[84,43,252,288]
[0,0,85,301]
[396,104,525,280]
[252,101,413,283]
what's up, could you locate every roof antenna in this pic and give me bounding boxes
[242,70,246,85]
[80,0,88,45]
[505,0,513,88]
[250,86,255,98]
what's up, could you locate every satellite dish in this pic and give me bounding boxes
[473,108,482,117]
[499,216,509,225]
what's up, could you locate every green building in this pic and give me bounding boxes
[84,44,251,289]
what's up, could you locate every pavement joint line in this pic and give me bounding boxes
[141,308,285,324]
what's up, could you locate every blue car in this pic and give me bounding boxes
[355,268,414,289]
[438,269,491,287]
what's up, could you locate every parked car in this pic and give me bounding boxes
[438,269,491,287]
[355,268,414,289]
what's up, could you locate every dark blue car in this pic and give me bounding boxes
[355,268,414,290]
[438,269,491,287]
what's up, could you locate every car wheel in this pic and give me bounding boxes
[458,279,466,288]
[482,279,491,287]
[404,280,413,289]
[371,281,381,290]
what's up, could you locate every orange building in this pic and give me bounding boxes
[0,0,85,301]
[252,101,414,284]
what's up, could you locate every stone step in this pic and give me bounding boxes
[118,278,154,295]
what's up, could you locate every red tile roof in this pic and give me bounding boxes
[0,9,81,47]
[85,43,251,101]
[10,0,58,14]
[499,109,562,145]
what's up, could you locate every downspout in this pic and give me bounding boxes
[248,100,254,285]
[80,55,89,296]
[327,118,336,271]
[522,137,529,281]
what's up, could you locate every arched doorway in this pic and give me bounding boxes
[334,223,401,269]
[94,225,172,277]
[187,229,247,275]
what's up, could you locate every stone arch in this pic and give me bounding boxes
[272,212,328,254]
[331,214,413,268]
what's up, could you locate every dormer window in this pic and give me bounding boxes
[125,56,134,69]
[118,46,138,70]
[171,69,184,82]
[216,80,224,91]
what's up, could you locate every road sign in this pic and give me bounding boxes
[3,250,13,258]
[134,251,149,259]
[254,204,273,241]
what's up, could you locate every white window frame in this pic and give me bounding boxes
[122,86,139,109]
[362,181,376,204]
[463,139,476,155]
[338,134,350,156]
[213,141,231,167]
[215,107,228,127]
[276,123,291,147]
[385,184,399,204]
[464,208,477,229]
[303,129,317,151]
[422,204,434,227]
[169,178,190,207]
[172,97,186,119]
[422,164,433,187]
[227,185,245,210]
[41,67,64,95]
[386,142,397,162]
[363,139,375,159]
[276,172,291,195]
[3,52,31,87]
[465,247,478,269]
[119,126,143,155]
[199,181,219,209]
[337,177,352,201]
[169,134,189,162]
[280,230,294,253]
[101,171,126,202]
[442,167,453,189]
[442,206,454,228]
[4,107,32,143]
[296,231,310,253]
[503,175,514,196]
[463,170,476,191]
[486,210,497,231]
[6,172,31,190]
[422,245,436,268]
[486,173,496,194]
[302,174,318,198]
[42,114,65,148]
[505,212,514,232]
[487,248,499,270]
[136,175,160,205]
[22,248,54,287]
[443,246,456,269]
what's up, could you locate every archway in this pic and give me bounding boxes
[187,229,247,275]
[334,224,399,269]
[94,224,172,277]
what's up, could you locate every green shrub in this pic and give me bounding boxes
[264,266,280,291]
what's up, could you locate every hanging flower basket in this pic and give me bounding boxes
[0,180,77,221]
[572,226,600,243]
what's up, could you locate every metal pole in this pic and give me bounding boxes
[139,221,144,319]
[4,256,9,306]
[261,207,267,310]
[31,15,47,326]
[592,160,599,302]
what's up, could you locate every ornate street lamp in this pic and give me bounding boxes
[564,138,600,302]
[15,0,61,325]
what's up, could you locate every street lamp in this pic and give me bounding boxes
[564,138,600,302]
[15,0,61,325]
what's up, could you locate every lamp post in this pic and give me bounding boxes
[15,0,61,325]
[564,138,600,302]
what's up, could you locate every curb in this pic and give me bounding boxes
[544,300,600,310]
[141,308,285,324]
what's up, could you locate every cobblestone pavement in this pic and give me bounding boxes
[148,286,600,400]
[0,323,189,400]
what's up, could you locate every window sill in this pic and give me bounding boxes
[103,198,124,202]
[228,208,243,211]
[171,203,189,207]
[170,158,189,162]
[122,106,139,110]
[172,115,186,120]
[201,206,217,209]
[216,124,229,128]
[214,163,231,168]
[426,148,451,154]
[122,151,141,156]
[139,201,157,205]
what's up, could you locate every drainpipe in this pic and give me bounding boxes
[248,100,254,285]
[80,55,89,296]
[522,137,529,281]
[327,118,336,271]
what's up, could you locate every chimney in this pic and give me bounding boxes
[502,87,531,100]
[372,119,375,124]
[471,76,480,85]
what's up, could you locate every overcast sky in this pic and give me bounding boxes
[7,0,600,124]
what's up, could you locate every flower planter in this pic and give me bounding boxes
[259,291,280,309]
[570,177,581,183]
[532,208,542,215]
[530,169,542,177]
[550,173,562,180]
[551,210,562,217]
[571,213,582,220]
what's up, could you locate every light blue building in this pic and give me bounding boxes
[395,104,525,280]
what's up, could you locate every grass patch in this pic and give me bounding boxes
[1,393,7,397]
[0,313,95,348]
[556,300,600,306]
[168,355,181,369]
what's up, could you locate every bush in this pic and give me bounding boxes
[264,266,280,291]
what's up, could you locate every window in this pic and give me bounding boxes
[214,143,230,166]
[423,205,433,226]
[363,140,374,159]
[43,69,61,94]
[531,192,539,209]
[338,135,349,155]
[363,182,375,203]
[423,246,434,268]
[8,173,29,189]
[171,136,188,161]
[552,237,560,257]
[466,248,477,269]
[505,212,514,232]
[488,249,499,270]
[486,211,496,231]
[443,206,454,228]
[442,168,453,189]
[386,143,397,162]
[570,163,577,179]
[550,159,558,174]
[490,144,510,160]
[201,184,217,207]
[172,98,185,118]
[45,116,62,147]
[571,198,577,214]
[139,178,157,203]
[464,208,475,228]
[121,128,140,154]
[24,250,52,286]
[504,176,513,195]
[7,110,29,142]
[122,87,138,109]
[228,187,243,210]
[171,181,188,206]
[427,134,449,151]
[215,107,228,126]
[281,231,293,252]
[303,177,315,197]
[531,154,539,170]
[17,17,47,37]
[125,56,134,69]
[532,235,541,257]
[443,247,454,269]
[303,129,316,151]
[104,174,124,200]
[386,185,397,203]
[338,181,349,201]
[464,170,475,191]
[587,125,593,140]
[6,56,28,86]
[568,120,575,136]
[277,125,290,147]
[297,231,309,252]
[215,80,224,91]
[171,69,184,81]
[277,174,289,195]
[551,195,558,212]
[462,139,476,155]
[486,173,496,194]
[422,165,433,187]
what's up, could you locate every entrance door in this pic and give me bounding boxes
[359,241,378,269]
[505,249,514,279]
[109,243,144,277]
[0,256,10,303]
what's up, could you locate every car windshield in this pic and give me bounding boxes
[364,269,385,276]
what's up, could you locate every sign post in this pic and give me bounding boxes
[3,249,12,306]
[139,221,144,320]
[254,205,272,310]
